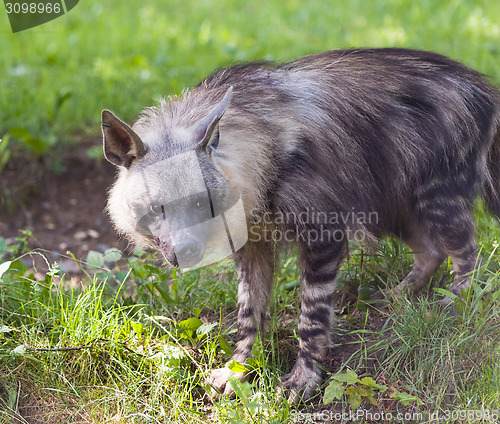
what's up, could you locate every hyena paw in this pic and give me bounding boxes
[208,366,246,399]
[277,367,323,404]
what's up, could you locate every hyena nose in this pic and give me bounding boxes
[175,238,203,265]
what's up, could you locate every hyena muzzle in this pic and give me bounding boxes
[102,48,500,403]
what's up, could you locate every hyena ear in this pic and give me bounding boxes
[196,86,233,151]
[102,110,146,168]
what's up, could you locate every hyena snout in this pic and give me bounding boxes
[154,236,179,267]
[153,235,204,268]
[173,235,205,267]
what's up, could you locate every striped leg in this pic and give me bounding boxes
[438,211,480,309]
[281,239,347,403]
[396,217,446,296]
[209,241,274,396]
[414,181,480,310]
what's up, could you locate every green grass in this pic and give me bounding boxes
[1,211,499,423]
[1,0,500,160]
[2,0,500,422]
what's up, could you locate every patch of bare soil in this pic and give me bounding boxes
[0,139,127,271]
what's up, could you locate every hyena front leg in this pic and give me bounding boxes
[280,239,347,403]
[209,241,274,397]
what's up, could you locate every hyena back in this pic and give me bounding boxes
[102,48,500,402]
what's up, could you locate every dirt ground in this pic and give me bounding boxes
[0,139,128,272]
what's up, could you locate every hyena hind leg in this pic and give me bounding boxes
[279,240,347,404]
[416,200,480,310]
[371,227,446,302]
[448,250,479,296]
[440,236,480,310]
[397,231,447,296]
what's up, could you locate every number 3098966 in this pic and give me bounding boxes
[5,2,62,14]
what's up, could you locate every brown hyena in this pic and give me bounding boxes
[102,48,500,402]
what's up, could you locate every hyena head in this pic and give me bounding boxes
[103,86,247,269]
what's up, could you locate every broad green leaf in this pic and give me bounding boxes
[86,250,105,269]
[378,384,388,393]
[219,336,234,356]
[103,248,122,263]
[364,388,378,406]
[454,297,467,315]
[4,383,17,409]
[228,376,251,403]
[323,379,346,404]
[356,385,371,396]
[345,386,363,410]
[227,360,248,373]
[9,127,31,138]
[356,385,377,405]
[24,137,46,155]
[132,246,144,257]
[178,317,203,332]
[131,322,143,337]
[359,376,379,388]
[196,322,218,338]
[332,369,361,384]
[393,392,423,406]
[283,279,300,290]
[434,288,458,300]
[245,357,261,370]
[95,272,113,281]
[115,270,131,284]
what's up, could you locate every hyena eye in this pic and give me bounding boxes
[149,204,165,216]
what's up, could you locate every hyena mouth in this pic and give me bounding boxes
[153,234,206,269]
[173,236,205,268]
[153,237,179,268]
